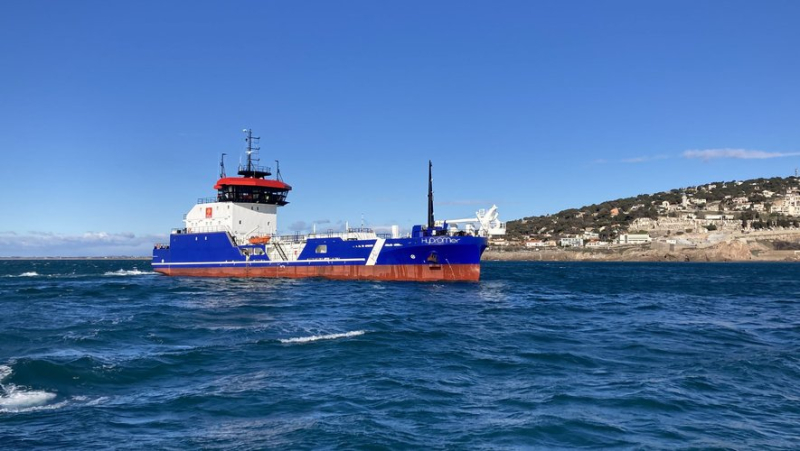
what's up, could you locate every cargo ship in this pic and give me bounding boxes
[152,130,505,281]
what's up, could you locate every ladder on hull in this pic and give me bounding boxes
[272,242,289,261]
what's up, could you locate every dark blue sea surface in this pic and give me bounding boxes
[1,260,799,449]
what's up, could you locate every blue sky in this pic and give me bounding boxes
[2,1,799,256]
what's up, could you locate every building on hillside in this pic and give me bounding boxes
[525,240,549,248]
[582,231,600,240]
[559,237,584,248]
[617,233,651,245]
[630,217,659,230]
[585,240,609,248]
[770,194,800,216]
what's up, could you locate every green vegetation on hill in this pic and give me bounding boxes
[507,176,800,240]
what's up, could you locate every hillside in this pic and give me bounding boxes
[507,176,800,241]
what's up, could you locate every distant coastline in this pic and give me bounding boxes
[484,238,800,263]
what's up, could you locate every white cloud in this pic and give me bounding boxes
[621,155,670,163]
[0,231,166,257]
[683,148,800,161]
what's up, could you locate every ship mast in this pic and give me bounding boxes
[428,160,434,230]
[244,129,260,176]
[237,129,270,178]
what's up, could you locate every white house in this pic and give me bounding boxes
[617,233,651,244]
[770,194,800,216]
[582,231,600,240]
[559,237,584,248]
[525,240,548,248]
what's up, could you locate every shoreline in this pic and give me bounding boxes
[484,242,800,263]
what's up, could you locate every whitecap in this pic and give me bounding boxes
[103,269,156,276]
[0,365,62,413]
[279,330,366,344]
[0,365,11,382]
[4,271,40,278]
[0,387,58,413]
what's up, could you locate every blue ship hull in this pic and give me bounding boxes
[153,232,487,281]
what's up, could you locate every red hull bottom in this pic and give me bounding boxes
[153,264,481,282]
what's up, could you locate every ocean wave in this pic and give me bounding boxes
[279,330,366,344]
[4,271,40,278]
[103,269,156,276]
[0,365,11,382]
[0,388,59,413]
[0,365,61,413]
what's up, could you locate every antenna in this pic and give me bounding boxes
[219,153,227,178]
[427,160,434,230]
[243,128,261,175]
[275,160,283,182]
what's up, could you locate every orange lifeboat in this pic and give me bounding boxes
[248,235,271,245]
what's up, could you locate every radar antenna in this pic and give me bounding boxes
[243,129,261,175]
[237,129,270,178]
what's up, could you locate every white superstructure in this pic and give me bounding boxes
[446,205,507,237]
[185,201,278,242]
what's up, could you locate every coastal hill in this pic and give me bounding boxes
[506,175,800,241]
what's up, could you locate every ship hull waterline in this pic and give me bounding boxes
[153,263,481,282]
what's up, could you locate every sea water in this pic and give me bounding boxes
[1,260,799,449]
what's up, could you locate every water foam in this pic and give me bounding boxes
[0,365,11,382]
[279,330,366,344]
[103,269,156,276]
[4,271,40,278]
[0,388,58,412]
[0,365,60,413]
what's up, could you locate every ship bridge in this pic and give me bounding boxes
[214,175,291,206]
